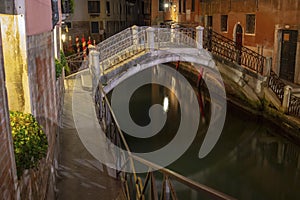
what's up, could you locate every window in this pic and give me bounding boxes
[191,0,195,12]
[106,1,110,15]
[159,0,164,11]
[221,15,228,32]
[91,21,99,33]
[179,0,182,13]
[88,1,100,13]
[246,14,255,34]
[62,0,71,14]
[52,0,59,27]
[183,0,186,13]
[207,16,213,27]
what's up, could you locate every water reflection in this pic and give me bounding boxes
[111,67,300,200]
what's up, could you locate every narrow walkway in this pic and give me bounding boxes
[56,73,124,200]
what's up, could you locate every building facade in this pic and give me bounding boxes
[61,0,149,52]
[0,0,63,198]
[150,0,299,84]
[197,0,299,84]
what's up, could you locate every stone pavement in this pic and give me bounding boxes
[55,72,124,200]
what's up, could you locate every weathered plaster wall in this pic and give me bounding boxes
[0,14,31,113]
[25,0,52,35]
[27,31,58,141]
[27,30,61,198]
[0,22,17,200]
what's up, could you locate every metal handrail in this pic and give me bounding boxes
[94,83,237,200]
[268,70,285,102]
[203,28,265,74]
[96,26,198,68]
[288,91,300,117]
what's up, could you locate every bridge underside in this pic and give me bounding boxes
[96,48,217,93]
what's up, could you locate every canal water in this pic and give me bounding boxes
[109,65,300,200]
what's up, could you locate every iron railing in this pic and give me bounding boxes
[66,25,266,77]
[268,70,285,103]
[93,26,199,72]
[288,91,300,118]
[203,28,265,74]
[65,51,87,74]
[94,84,236,200]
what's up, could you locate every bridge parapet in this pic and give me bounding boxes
[88,25,209,92]
[94,26,204,70]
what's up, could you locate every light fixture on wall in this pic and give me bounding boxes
[61,34,66,42]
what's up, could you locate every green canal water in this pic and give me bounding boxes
[110,67,300,200]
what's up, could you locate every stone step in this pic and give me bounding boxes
[81,73,92,91]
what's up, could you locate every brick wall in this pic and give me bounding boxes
[0,23,17,200]
[26,30,61,198]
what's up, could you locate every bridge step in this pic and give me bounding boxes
[81,73,92,91]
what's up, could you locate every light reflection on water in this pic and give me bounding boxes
[111,70,300,200]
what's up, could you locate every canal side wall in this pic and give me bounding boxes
[213,55,267,108]
[174,57,300,142]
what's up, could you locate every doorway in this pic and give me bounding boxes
[279,30,298,82]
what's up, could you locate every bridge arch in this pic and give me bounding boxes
[89,26,227,165]
[102,51,217,93]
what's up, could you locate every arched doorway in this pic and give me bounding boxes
[235,24,243,65]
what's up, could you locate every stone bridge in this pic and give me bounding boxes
[87,25,219,93]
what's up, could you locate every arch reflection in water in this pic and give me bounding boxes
[118,64,300,199]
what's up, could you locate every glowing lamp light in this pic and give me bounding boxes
[61,34,66,42]
[164,3,169,8]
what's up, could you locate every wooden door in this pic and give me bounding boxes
[279,30,298,82]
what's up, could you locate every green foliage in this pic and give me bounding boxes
[55,58,63,79]
[55,50,70,78]
[10,111,48,177]
[70,0,75,13]
[60,50,70,74]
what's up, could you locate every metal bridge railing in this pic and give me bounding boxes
[66,25,267,77]
[65,51,87,74]
[268,70,285,103]
[203,28,265,74]
[94,83,236,200]
[288,90,300,118]
[94,26,200,72]
[268,70,300,118]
